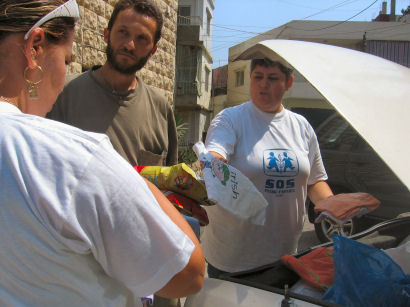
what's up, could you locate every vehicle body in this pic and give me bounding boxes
[307,113,410,242]
[185,217,410,307]
[185,39,410,307]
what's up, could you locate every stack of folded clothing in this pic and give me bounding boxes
[314,192,380,225]
[134,163,212,227]
[281,247,334,292]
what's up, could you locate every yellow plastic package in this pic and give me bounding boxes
[134,163,214,206]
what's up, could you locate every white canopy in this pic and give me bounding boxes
[234,39,410,189]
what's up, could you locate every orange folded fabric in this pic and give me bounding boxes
[314,193,380,221]
[281,247,334,291]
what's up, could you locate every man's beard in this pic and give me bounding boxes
[106,41,152,75]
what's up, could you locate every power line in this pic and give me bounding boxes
[210,0,379,33]
[212,24,262,35]
[209,21,409,64]
[290,0,379,31]
[176,1,409,65]
[210,0,379,35]
[301,0,362,19]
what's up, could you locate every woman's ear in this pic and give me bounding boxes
[24,28,46,69]
[285,75,295,91]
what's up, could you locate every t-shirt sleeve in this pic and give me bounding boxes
[205,110,237,160]
[307,126,328,185]
[65,142,195,297]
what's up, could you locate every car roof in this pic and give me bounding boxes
[235,39,410,189]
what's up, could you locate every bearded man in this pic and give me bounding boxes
[47,0,178,167]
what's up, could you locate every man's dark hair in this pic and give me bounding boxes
[251,58,293,82]
[108,0,163,45]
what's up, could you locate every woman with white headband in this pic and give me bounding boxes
[0,1,205,306]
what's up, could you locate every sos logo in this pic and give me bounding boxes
[263,149,299,177]
[265,179,295,190]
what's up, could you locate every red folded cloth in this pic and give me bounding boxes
[314,193,380,221]
[281,247,334,291]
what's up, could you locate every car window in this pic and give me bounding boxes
[318,116,350,150]
[291,108,335,130]
[353,134,374,153]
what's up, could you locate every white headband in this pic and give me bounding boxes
[24,0,80,40]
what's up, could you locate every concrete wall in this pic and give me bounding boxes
[200,0,214,52]
[226,60,249,106]
[199,54,212,109]
[179,109,209,144]
[211,94,226,117]
[69,0,178,103]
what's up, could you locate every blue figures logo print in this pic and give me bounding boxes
[263,149,299,177]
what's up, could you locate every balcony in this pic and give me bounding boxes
[176,24,201,44]
[176,80,199,96]
[177,15,202,26]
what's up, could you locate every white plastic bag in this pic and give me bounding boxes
[193,141,268,225]
[384,238,410,274]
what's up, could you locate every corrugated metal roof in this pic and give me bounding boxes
[365,40,410,67]
[212,65,228,90]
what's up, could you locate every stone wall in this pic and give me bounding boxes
[69,0,178,103]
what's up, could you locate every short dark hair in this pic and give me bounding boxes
[251,58,293,81]
[108,0,163,46]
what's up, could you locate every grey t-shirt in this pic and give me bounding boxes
[47,67,178,166]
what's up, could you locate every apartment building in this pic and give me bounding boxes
[175,0,214,144]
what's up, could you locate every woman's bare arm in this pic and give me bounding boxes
[144,179,205,298]
[307,181,334,205]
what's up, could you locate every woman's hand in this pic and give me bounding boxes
[209,151,227,163]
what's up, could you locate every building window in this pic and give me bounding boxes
[206,10,212,35]
[205,67,210,92]
[178,6,191,25]
[235,70,244,87]
[176,45,199,95]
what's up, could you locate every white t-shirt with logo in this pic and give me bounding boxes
[203,101,327,272]
[0,102,194,306]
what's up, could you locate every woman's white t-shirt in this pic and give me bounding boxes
[0,102,194,306]
[203,102,327,272]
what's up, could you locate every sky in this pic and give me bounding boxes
[211,0,409,68]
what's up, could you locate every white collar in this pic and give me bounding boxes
[0,101,22,114]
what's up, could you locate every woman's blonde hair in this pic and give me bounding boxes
[0,0,75,43]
